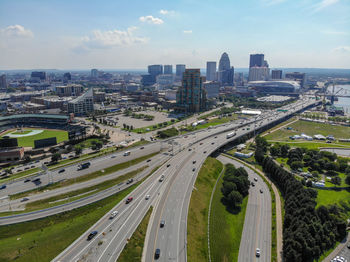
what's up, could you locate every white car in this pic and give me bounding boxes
[109,211,118,219]
[145,194,150,200]
[256,248,260,257]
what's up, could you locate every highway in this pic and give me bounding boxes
[1,96,318,261]
[0,143,162,197]
[218,155,271,262]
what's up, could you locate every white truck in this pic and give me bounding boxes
[226,131,236,139]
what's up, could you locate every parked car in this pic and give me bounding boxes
[87,231,98,240]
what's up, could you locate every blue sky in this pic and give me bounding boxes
[0,0,349,69]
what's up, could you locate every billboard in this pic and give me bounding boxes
[34,137,57,148]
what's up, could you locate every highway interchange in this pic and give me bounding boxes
[1,96,322,261]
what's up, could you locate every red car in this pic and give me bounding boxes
[126,197,133,204]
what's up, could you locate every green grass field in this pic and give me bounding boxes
[118,207,153,262]
[187,157,223,262]
[316,188,350,209]
[264,120,350,143]
[0,183,139,262]
[1,128,68,148]
[210,174,248,262]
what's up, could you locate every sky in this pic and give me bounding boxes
[0,0,349,70]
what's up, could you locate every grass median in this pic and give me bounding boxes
[0,182,139,262]
[118,206,153,261]
[187,157,223,262]
[210,174,248,262]
[10,152,158,200]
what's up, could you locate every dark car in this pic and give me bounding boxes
[24,178,31,183]
[192,160,196,164]
[21,197,29,202]
[58,169,65,173]
[154,248,161,259]
[0,185,6,190]
[126,178,133,184]
[214,136,217,138]
[167,164,171,168]
[192,168,196,172]
[160,220,165,228]
[203,151,207,154]
[146,159,152,162]
[188,148,192,151]
[140,147,144,149]
[87,231,98,240]
[211,142,215,145]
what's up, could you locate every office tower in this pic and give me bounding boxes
[249,54,264,68]
[0,74,7,90]
[176,69,207,113]
[56,84,83,97]
[248,66,270,81]
[234,73,244,86]
[91,69,98,78]
[148,65,163,77]
[164,65,173,75]
[219,52,230,71]
[218,53,234,85]
[31,71,46,80]
[176,64,186,78]
[285,72,306,88]
[68,88,94,116]
[203,81,220,98]
[271,70,282,80]
[206,61,217,81]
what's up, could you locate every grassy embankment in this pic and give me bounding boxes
[0,182,139,262]
[187,157,223,262]
[118,206,153,261]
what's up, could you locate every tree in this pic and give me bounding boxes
[51,153,61,163]
[345,175,350,186]
[24,155,31,163]
[227,191,243,208]
[291,161,303,171]
[280,144,290,157]
[331,176,341,186]
[74,146,83,156]
[221,181,237,197]
[306,180,313,187]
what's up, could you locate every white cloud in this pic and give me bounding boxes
[77,27,148,51]
[0,25,33,38]
[311,0,339,13]
[159,9,175,15]
[183,30,193,34]
[139,15,164,25]
[322,30,349,35]
[332,46,350,53]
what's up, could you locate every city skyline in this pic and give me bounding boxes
[1,0,350,69]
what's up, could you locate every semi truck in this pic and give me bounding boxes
[226,131,236,139]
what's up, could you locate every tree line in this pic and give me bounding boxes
[255,136,347,262]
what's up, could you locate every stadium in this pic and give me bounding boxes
[248,80,301,94]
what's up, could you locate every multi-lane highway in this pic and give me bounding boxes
[218,155,272,262]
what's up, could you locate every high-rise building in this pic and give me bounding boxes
[56,84,83,97]
[234,73,244,86]
[249,54,264,68]
[285,72,306,88]
[176,64,186,78]
[206,61,217,81]
[91,69,98,78]
[31,71,46,81]
[248,66,270,81]
[148,65,163,76]
[0,74,7,90]
[271,70,282,80]
[68,88,94,116]
[203,81,220,98]
[176,69,207,113]
[164,65,173,75]
[63,72,72,82]
[218,53,234,85]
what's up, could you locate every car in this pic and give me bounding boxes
[200,143,203,145]
[21,197,29,202]
[87,231,98,240]
[214,136,217,138]
[111,155,116,158]
[211,142,215,145]
[146,159,152,162]
[125,197,133,204]
[254,177,258,182]
[32,178,41,182]
[192,160,196,164]
[347,243,350,249]
[24,167,29,170]
[58,169,65,173]
[140,147,144,149]
[35,160,40,163]
[192,168,196,172]
[188,148,192,151]
[145,194,150,200]
[159,175,165,182]
[123,151,131,156]
[203,151,207,154]
[154,248,161,259]
[44,161,49,164]
[126,178,133,184]
[0,185,6,190]
[109,211,118,219]
[17,169,22,172]
[260,189,263,193]
[166,164,171,168]
[251,182,255,186]
[160,220,165,228]
[256,248,260,257]
[31,165,35,168]
[24,178,31,183]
